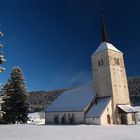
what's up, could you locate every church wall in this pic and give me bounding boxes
[91,51,112,98]
[100,99,113,125]
[45,111,85,124]
[85,117,101,125]
[126,114,134,125]
[108,50,130,105]
[85,99,113,125]
[45,112,54,124]
[107,50,132,124]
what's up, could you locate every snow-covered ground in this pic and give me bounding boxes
[0,124,140,140]
[27,112,45,125]
[134,106,140,121]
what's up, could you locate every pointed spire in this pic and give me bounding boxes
[101,11,109,42]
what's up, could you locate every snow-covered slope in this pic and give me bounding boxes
[86,97,111,118]
[45,85,95,112]
[0,124,140,140]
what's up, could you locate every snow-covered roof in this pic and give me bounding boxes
[93,42,122,55]
[86,97,111,118]
[45,85,96,112]
[118,105,138,113]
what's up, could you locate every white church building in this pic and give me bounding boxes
[45,17,138,125]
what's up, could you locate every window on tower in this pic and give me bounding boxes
[116,58,120,65]
[98,59,103,67]
[114,58,116,64]
[114,58,120,65]
[98,61,100,67]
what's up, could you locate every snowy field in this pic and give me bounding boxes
[0,124,140,140]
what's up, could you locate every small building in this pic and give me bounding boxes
[45,16,138,125]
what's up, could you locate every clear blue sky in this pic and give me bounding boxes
[0,0,140,91]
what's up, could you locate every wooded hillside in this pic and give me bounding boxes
[27,77,140,112]
[27,89,66,112]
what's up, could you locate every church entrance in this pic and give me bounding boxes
[117,104,138,125]
[107,115,111,124]
[120,114,127,124]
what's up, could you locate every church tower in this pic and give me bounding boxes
[91,16,134,124]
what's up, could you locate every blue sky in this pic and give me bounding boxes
[0,0,140,91]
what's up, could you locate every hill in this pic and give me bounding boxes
[128,77,140,106]
[128,77,140,96]
[27,89,66,112]
[27,77,140,112]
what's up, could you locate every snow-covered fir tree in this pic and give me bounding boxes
[2,67,29,124]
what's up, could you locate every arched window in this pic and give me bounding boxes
[54,114,59,124]
[107,114,111,124]
[71,113,75,124]
[68,113,75,124]
[98,59,103,67]
[68,113,71,124]
[114,58,117,64]
[114,58,120,65]
[61,114,66,124]
[116,58,120,65]
[98,61,100,67]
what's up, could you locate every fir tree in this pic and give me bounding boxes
[2,67,29,124]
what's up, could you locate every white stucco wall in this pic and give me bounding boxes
[45,111,85,124]
[100,100,113,125]
[85,117,101,125]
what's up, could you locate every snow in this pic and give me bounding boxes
[93,42,122,55]
[27,112,45,125]
[134,106,140,121]
[86,97,110,118]
[27,119,45,125]
[118,105,138,113]
[0,124,140,140]
[45,85,96,112]
[28,112,40,120]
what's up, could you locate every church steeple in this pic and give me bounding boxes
[102,15,109,42]
[92,13,122,55]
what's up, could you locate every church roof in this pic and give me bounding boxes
[86,97,111,118]
[45,85,96,112]
[93,42,122,55]
[117,105,138,113]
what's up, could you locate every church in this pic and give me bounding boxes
[44,17,138,125]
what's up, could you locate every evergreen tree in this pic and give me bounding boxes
[2,67,29,124]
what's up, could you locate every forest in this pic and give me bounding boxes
[27,77,140,112]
